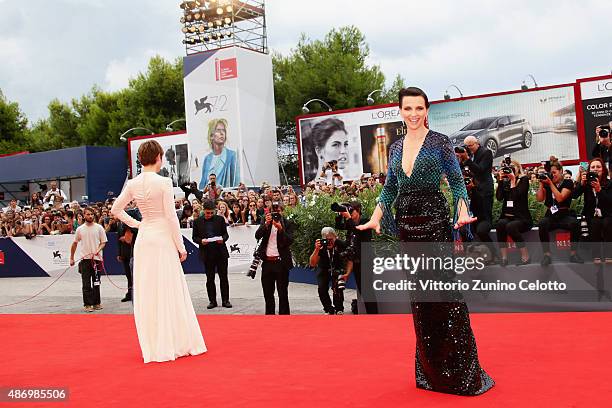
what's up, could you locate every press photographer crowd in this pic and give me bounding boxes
[2,126,612,315]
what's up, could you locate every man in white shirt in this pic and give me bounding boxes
[3,199,21,213]
[70,207,107,312]
[254,202,294,315]
[44,181,68,204]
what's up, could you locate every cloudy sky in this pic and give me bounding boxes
[1,0,611,123]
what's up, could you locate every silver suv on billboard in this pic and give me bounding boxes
[449,115,533,157]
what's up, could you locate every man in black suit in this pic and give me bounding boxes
[192,199,232,309]
[457,136,496,260]
[255,201,294,315]
[116,204,141,302]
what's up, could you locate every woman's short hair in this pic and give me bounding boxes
[399,87,430,109]
[138,140,164,166]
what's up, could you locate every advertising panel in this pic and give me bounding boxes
[297,85,580,184]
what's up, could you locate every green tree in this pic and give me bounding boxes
[0,90,29,154]
[272,26,404,184]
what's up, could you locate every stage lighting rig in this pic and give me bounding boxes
[179,0,267,55]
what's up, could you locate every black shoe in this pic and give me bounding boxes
[207,302,218,309]
[121,293,132,302]
[541,255,552,267]
[500,258,508,267]
[516,257,531,266]
[569,254,584,264]
[222,301,232,308]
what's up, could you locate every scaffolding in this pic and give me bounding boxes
[179,0,267,55]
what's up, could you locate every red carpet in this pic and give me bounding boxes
[0,312,610,407]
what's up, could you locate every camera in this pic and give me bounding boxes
[587,171,599,183]
[599,124,610,138]
[330,202,352,213]
[247,255,261,279]
[541,160,552,172]
[578,216,589,239]
[462,166,473,186]
[271,201,281,222]
[536,172,551,181]
[319,238,329,247]
[337,276,346,291]
[454,146,466,154]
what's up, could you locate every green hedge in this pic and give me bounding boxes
[287,182,584,266]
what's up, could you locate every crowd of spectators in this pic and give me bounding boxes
[0,174,386,238]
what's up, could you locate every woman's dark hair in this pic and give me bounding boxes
[303,118,348,182]
[398,87,430,109]
[310,118,347,151]
[589,157,609,181]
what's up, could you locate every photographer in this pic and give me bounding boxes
[536,161,583,265]
[202,173,222,201]
[495,159,532,266]
[591,123,612,170]
[309,227,347,315]
[179,181,204,202]
[572,158,612,262]
[43,181,67,205]
[455,137,496,260]
[334,200,378,314]
[255,201,294,315]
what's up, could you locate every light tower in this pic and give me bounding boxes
[179,0,267,55]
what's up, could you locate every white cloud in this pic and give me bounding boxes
[0,0,611,122]
[104,49,175,92]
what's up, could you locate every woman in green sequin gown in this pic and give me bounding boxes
[358,87,494,396]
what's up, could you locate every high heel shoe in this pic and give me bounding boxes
[516,257,531,266]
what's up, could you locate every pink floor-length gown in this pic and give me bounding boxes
[111,172,206,363]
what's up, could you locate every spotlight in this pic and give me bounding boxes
[180,16,186,23]
[182,26,189,33]
[193,11,201,20]
[188,26,197,33]
[226,5,233,13]
[198,24,206,32]
[301,105,310,114]
[216,7,223,14]
[207,21,214,28]
[215,19,222,26]
[224,17,231,25]
[186,13,193,22]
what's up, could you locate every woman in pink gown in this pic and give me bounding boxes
[111,140,206,363]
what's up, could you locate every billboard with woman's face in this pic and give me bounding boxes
[197,118,240,189]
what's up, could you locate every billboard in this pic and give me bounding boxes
[183,46,280,189]
[578,75,612,159]
[297,85,581,184]
[128,132,191,196]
